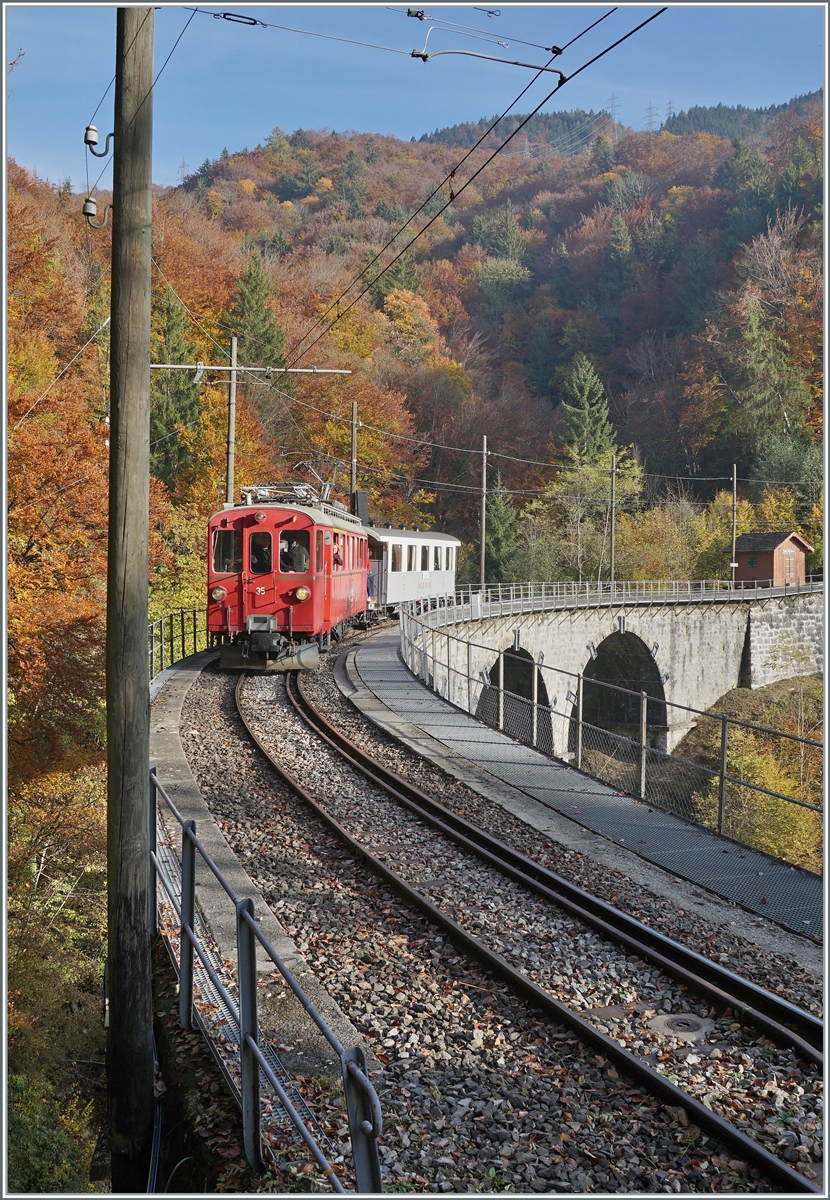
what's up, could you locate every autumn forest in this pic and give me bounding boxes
[7,89,824,1186]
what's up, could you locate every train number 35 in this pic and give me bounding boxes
[255,586,266,595]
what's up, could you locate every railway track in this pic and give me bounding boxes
[230,667,821,1194]
[288,670,822,1065]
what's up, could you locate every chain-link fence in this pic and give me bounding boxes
[400,596,822,875]
[149,608,210,681]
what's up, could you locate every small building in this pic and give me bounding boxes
[733,531,813,586]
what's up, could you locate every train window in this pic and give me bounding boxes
[316,531,323,572]
[420,545,429,571]
[434,546,441,571]
[407,545,417,572]
[249,531,272,574]
[279,530,311,573]
[212,528,242,574]
[446,546,453,570]
[332,534,343,568]
[369,542,383,561]
[391,544,402,572]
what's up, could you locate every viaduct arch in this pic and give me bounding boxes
[419,590,822,753]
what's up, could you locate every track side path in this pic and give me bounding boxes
[345,632,822,942]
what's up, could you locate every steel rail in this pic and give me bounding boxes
[234,673,820,1195]
[288,670,823,1061]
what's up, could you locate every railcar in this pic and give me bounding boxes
[207,483,369,671]
[366,524,460,614]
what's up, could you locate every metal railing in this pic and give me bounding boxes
[451,576,822,615]
[150,770,383,1192]
[149,608,210,682]
[400,594,823,875]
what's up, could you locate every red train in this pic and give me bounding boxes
[207,483,369,671]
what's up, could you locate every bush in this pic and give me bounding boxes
[8,1075,97,1193]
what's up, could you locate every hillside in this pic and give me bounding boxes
[418,107,616,154]
[663,90,823,141]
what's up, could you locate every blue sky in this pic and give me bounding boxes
[5,4,826,188]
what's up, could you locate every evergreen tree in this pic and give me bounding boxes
[326,232,348,256]
[590,133,615,174]
[223,255,286,374]
[489,200,525,260]
[375,198,405,225]
[609,215,632,262]
[484,474,518,583]
[366,248,419,307]
[223,257,288,435]
[735,299,812,453]
[560,355,615,464]
[363,136,381,165]
[150,287,200,489]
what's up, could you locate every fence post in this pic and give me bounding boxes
[576,674,583,770]
[149,768,157,938]
[718,715,729,835]
[498,650,504,731]
[180,609,185,663]
[446,630,452,703]
[531,660,538,749]
[179,820,197,1031]
[639,692,648,799]
[467,640,472,714]
[342,1047,383,1193]
[236,898,262,1169]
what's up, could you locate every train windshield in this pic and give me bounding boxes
[250,531,272,574]
[213,528,242,574]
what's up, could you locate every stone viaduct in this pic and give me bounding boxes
[403,585,823,753]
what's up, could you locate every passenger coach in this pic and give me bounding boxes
[367,524,460,614]
[207,483,369,671]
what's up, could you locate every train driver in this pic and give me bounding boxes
[289,540,307,571]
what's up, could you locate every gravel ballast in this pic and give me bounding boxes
[178,658,821,1192]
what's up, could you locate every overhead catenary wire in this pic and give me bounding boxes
[151,258,231,361]
[12,317,112,430]
[388,5,618,56]
[150,274,818,492]
[250,376,821,488]
[286,7,668,367]
[185,7,410,55]
[88,9,197,195]
[225,7,617,366]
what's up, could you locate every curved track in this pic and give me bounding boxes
[234,670,821,1194]
[289,671,822,1063]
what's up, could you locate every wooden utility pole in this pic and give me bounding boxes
[731,463,737,585]
[350,400,358,512]
[106,7,155,1191]
[609,452,616,585]
[226,335,238,504]
[480,434,487,591]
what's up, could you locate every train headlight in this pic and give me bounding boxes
[211,585,227,602]
[294,585,311,602]
[254,511,266,523]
